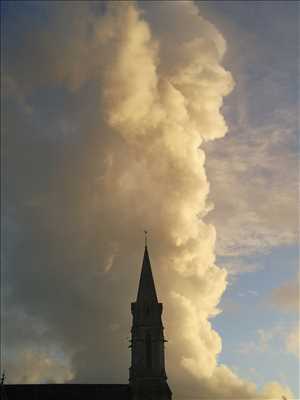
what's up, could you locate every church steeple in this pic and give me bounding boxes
[136,246,158,304]
[129,240,172,400]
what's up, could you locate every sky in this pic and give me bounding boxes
[1,1,299,399]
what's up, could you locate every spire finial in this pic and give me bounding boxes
[136,235,158,303]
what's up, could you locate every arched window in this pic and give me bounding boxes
[146,332,152,369]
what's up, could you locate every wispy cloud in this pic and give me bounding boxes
[271,274,299,313]
[204,109,298,257]
[238,324,300,361]
[222,258,261,276]
[285,324,300,358]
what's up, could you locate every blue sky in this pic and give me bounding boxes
[215,246,299,393]
[197,1,299,395]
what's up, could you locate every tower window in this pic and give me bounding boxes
[146,332,152,369]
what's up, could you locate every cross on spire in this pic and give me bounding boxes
[144,230,148,247]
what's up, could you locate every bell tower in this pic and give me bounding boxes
[129,239,172,400]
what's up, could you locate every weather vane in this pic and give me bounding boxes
[144,230,148,247]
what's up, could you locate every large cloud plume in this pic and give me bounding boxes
[2,1,294,398]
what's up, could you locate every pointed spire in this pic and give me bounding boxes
[136,243,158,304]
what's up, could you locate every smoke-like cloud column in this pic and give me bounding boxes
[4,1,294,398]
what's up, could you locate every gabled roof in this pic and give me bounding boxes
[4,384,130,400]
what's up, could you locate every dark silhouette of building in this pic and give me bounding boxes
[3,384,130,399]
[130,245,172,400]
[4,244,172,399]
